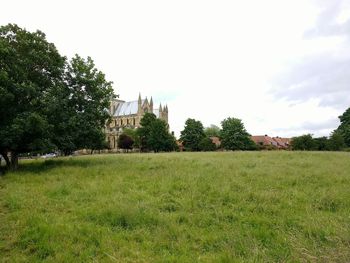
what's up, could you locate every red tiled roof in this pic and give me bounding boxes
[251,135,276,146]
[210,136,221,147]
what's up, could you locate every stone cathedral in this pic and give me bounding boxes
[106,93,169,149]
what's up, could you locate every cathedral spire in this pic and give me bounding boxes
[138,92,142,104]
[159,103,163,112]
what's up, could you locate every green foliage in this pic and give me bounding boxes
[122,128,140,148]
[220,117,255,150]
[198,137,217,151]
[0,24,115,167]
[0,24,65,169]
[1,152,350,261]
[335,107,350,147]
[204,124,221,137]
[137,113,176,152]
[180,118,205,151]
[291,134,345,152]
[137,113,157,151]
[328,131,346,151]
[117,134,134,151]
[313,136,329,151]
[291,134,315,151]
[148,119,177,152]
[49,55,114,155]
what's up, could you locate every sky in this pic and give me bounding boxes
[2,0,350,137]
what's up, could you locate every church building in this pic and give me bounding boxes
[106,93,168,149]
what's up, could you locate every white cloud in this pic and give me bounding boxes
[1,0,348,137]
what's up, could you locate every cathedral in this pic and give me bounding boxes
[106,93,169,149]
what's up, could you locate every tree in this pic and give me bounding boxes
[137,113,157,151]
[49,55,114,155]
[328,131,346,151]
[335,107,350,147]
[220,117,255,150]
[0,24,115,169]
[204,125,221,137]
[117,133,134,152]
[313,137,329,151]
[148,119,177,152]
[137,113,176,152]
[290,134,315,150]
[0,24,65,169]
[180,119,205,151]
[199,137,217,151]
[122,128,140,149]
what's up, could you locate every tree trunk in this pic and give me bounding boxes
[10,151,19,170]
[0,151,11,169]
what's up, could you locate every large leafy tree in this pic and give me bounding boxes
[0,24,115,169]
[148,118,177,152]
[0,24,65,169]
[220,117,255,150]
[180,118,205,151]
[137,113,176,152]
[204,124,221,137]
[137,113,157,151]
[49,55,114,155]
[328,131,346,151]
[290,134,315,151]
[335,107,350,147]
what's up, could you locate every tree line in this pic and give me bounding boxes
[116,115,256,152]
[291,109,350,151]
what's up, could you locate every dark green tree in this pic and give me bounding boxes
[0,24,65,169]
[0,24,115,169]
[137,113,157,151]
[328,131,346,151]
[117,133,134,152]
[204,125,221,137]
[335,107,350,147]
[49,55,114,155]
[199,137,217,151]
[137,113,176,152]
[122,128,140,149]
[148,119,177,152]
[220,117,255,150]
[180,119,205,151]
[290,134,315,150]
[313,137,329,151]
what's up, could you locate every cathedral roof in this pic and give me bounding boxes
[113,100,144,116]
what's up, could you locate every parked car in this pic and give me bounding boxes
[41,153,57,159]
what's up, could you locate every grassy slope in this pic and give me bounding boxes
[0,152,350,262]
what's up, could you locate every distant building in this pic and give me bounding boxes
[210,136,221,148]
[106,93,168,149]
[251,135,290,149]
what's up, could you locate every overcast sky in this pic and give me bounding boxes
[2,0,350,137]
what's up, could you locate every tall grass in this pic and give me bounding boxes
[0,152,350,262]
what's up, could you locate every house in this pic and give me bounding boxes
[251,135,291,149]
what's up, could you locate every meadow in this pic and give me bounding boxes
[0,152,350,262]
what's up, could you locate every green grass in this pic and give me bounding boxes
[0,152,350,262]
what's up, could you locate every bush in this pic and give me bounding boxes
[199,137,217,151]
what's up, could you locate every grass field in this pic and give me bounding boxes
[0,152,350,262]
